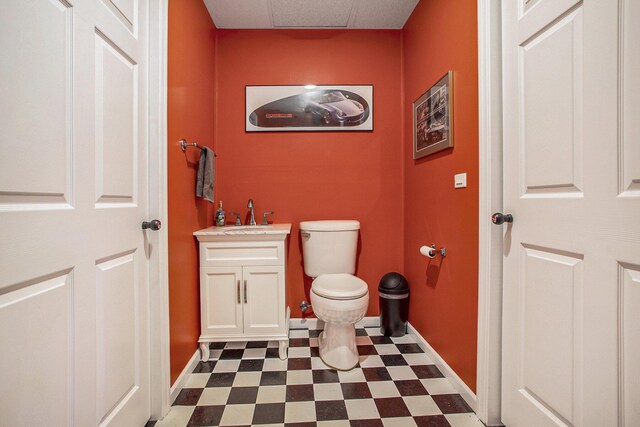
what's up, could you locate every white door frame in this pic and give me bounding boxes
[147,0,171,420]
[476,0,504,425]
[145,1,506,423]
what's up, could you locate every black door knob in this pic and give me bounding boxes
[142,219,162,231]
[491,213,513,225]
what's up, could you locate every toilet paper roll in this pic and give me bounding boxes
[420,245,436,259]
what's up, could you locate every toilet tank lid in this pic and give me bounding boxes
[300,220,360,231]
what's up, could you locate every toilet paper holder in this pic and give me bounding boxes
[420,244,447,258]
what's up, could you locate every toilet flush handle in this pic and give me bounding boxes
[301,231,311,238]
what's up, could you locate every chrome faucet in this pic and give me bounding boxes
[247,198,257,226]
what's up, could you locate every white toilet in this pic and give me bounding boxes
[300,220,369,370]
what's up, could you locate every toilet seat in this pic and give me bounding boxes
[312,274,368,300]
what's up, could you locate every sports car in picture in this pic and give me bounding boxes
[304,91,366,125]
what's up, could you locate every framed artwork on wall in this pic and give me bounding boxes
[413,71,453,159]
[246,85,373,132]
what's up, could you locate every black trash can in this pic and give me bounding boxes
[378,272,409,337]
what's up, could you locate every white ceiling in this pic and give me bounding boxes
[203,0,420,29]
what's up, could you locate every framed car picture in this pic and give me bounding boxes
[413,71,453,159]
[246,85,373,132]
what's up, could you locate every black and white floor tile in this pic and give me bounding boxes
[151,326,485,427]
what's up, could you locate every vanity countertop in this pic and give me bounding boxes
[194,223,291,238]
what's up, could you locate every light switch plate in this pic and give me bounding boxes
[454,173,467,188]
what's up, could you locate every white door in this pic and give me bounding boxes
[501,1,640,426]
[0,0,151,426]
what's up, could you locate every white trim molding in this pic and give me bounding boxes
[169,350,201,405]
[147,0,170,421]
[407,323,478,412]
[476,0,504,425]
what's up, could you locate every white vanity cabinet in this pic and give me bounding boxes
[194,224,291,361]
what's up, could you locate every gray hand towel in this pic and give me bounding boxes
[196,147,215,203]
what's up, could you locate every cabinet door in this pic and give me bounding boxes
[243,266,286,336]
[201,266,243,336]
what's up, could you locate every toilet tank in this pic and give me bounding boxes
[300,220,360,277]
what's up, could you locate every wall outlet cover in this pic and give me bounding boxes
[454,173,467,188]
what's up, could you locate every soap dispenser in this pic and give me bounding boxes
[215,201,226,226]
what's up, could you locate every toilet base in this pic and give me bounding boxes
[318,323,359,370]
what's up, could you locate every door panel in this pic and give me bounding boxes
[95,250,147,426]
[0,271,73,426]
[243,266,285,336]
[620,263,640,427]
[95,29,137,206]
[521,246,583,425]
[502,0,638,426]
[202,267,243,336]
[0,0,72,208]
[621,0,640,196]
[520,6,583,195]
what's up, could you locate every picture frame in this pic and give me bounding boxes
[246,85,373,132]
[413,71,453,159]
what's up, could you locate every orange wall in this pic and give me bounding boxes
[215,30,405,317]
[402,0,479,391]
[167,0,217,384]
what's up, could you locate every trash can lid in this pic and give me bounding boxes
[378,272,409,295]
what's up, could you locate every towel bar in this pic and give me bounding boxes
[180,138,217,156]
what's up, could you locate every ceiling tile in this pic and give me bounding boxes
[352,0,419,29]
[204,0,272,28]
[203,0,420,30]
[270,0,355,28]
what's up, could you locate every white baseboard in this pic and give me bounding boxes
[289,316,380,330]
[169,349,200,404]
[407,323,477,412]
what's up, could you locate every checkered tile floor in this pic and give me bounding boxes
[150,326,485,427]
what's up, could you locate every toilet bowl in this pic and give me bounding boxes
[310,274,369,370]
[300,220,369,371]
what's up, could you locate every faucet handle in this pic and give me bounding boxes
[262,211,274,225]
[229,212,242,226]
